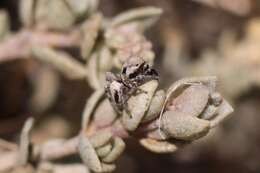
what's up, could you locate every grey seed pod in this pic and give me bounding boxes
[93,99,117,128]
[96,144,112,158]
[139,138,178,153]
[102,137,125,163]
[170,77,217,95]
[162,110,210,141]
[89,130,113,148]
[99,163,115,173]
[142,90,166,123]
[78,133,102,172]
[122,80,159,131]
[168,85,210,117]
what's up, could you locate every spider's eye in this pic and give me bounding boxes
[114,92,119,103]
[144,65,149,71]
[147,69,158,76]
[139,62,145,70]
[129,71,138,79]
[122,67,127,74]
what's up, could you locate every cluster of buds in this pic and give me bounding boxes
[87,76,233,156]
[78,131,125,172]
[137,77,233,153]
[16,75,233,172]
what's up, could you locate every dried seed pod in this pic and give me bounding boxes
[78,132,124,173]
[32,46,86,79]
[162,110,210,141]
[101,137,125,163]
[96,144,112,158]
[161,76,233,128]
[99,163,116,173]
[142,90,165,123]
[89,130,112,148]
[166,76,232,131]
[138,76,233,153]
[165,77,217,104]
[158,77,216,125]
[18,117,34,166]
[139,138,178,153]
[92,99,117,128]
[167,85,210,117]
[78,133,102,172]
[122,80,159,131]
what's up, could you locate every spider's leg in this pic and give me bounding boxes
[121,94,134,118]
[135,88,148,95]
[124,103,133,118]
[126,82,147,95]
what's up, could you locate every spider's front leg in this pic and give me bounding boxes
[121,94,134,118]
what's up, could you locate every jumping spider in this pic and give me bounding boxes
[105,56,159,116]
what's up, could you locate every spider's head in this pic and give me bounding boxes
[121,56,146,79]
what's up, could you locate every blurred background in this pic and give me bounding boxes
[1,0,260,173]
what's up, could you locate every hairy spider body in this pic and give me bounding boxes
[120,56,159,88]
[105,56,159,115]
